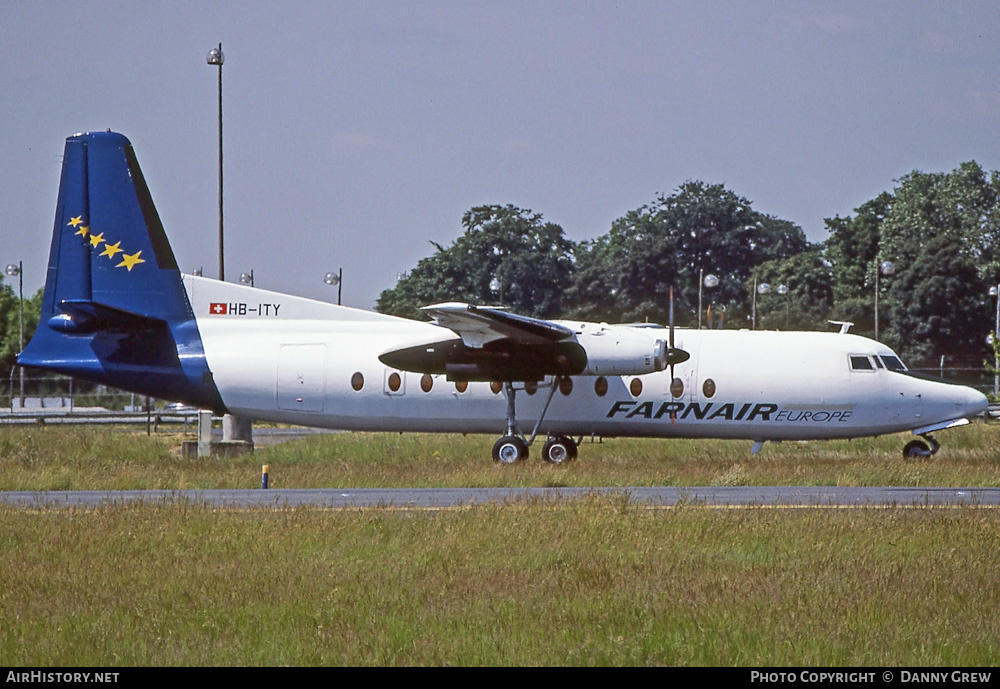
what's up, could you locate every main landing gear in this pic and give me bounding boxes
[491,379,578,464]
[902,434,940,459]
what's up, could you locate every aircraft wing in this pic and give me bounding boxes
[421,302,574,348]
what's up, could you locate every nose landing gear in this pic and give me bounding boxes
[902,434,940,458]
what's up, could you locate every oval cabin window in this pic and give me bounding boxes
[420,374,433,393]
[630,378,643,397]
[351,372,364,391]
[670,377,684,398]
[594,376,608,397]
[387,372,401,392]
[702,378,716,398]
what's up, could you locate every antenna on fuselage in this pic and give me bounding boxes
[828,320,854,334]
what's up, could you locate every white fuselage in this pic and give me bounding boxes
[184,276,987,442]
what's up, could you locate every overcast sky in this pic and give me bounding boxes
[3,1,1000,308]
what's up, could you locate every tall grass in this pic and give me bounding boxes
[3,424,999,666]
[2,423,999,490]
[1,500,997,665]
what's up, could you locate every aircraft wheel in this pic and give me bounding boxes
[492,436,529,464]
[902,439,932,459]
[542,436,577,464]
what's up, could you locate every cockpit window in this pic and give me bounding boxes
[850,355,874,371]
[873,356,884,369]
[879,355,906,371]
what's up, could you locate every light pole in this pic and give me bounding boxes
[324,269,342,305]
[777,283,789,330]
[752,279,770,330]
[207,44,251,451]
[990,285,999,398]
[874,260,894,341]
[699,271,718,329]
[5,262,23,408]
[240,270,254,288]
[207,43,224,281]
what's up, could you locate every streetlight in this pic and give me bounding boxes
[699,270,718,329]
[751,279,770,330]
[776,283,789,330]
[239,270,254,288]
[5,261,23,408]
[874,260,894,341]
[207,43,224,281]
[324,269,342,305]
[989,284,999,398]
[191,267,203,277]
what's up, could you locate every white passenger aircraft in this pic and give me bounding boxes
[18,131,989,462]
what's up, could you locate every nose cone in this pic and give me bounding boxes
[962,387,989,418]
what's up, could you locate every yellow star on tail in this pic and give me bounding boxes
[67,216,83,227]
[75,225,89,238]
[100,241,123,259]
[116,251,145,271]
[89,232,105,248]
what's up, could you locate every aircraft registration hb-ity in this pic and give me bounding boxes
[18,131,989,462]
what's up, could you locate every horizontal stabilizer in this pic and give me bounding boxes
[48,299,165,334]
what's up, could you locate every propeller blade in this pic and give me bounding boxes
[667,286,690,379]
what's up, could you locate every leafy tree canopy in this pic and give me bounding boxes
[0,277,42,377]
[375,204,575,320]
[750,251,834,332]
[824,161,1000,364]
[564,181,810,327]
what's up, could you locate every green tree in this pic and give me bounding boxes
[375,205,576,320]
[564,181,810,326]
[750,251,834,331]
[822,193,893,337]
[878,162,1000,363]
[1,277,42,399]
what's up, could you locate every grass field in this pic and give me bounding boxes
[2,421,1000,490]
[2,423,999,665]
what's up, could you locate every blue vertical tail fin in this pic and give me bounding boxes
[19,131,227,412]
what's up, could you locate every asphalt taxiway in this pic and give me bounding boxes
[2,486,999,509]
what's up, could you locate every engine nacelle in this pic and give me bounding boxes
[577,327,668,376]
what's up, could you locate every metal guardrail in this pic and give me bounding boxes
[0,409,218,427]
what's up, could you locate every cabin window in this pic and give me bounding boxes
[455,380,468,393]
[850,355,874,371]
[420,374,433,393]
[525,380,538,395]
[490,381,503,394]
[670,377,684,398]
[387,372,402,392]
[630,378,643,396]
[351,372,364,391]
[594,376,608,397]
[702,378,716,398]
[559,377,573,396]
[880,355,906,371]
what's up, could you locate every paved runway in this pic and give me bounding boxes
[2,486,999,509]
